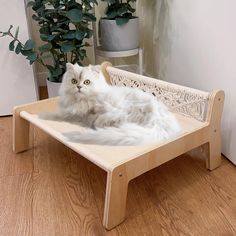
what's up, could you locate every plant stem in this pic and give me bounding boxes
[70,52,74,62]
[8,32,24,46]
[65,53,68,62]
[7,31,49,69]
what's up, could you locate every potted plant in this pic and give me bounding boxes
[99,0,138,51]
[0,0,97,97]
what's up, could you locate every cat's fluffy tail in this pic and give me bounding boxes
[63,123,181,146]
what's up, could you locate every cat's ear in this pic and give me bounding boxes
[66,63,74,71]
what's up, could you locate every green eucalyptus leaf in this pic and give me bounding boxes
[39,43,52,52]
[9,40,15,51]
[0,32,9,37]
[15,42,22,54]
[75,30,86,40]
[51,67,63,77]
[116,17,129,26]
[103,0,136,23]
[40,34,56,42]
[66,9,83,22]
[62,31,76,39]
[117,6,128,16]
[57,10,67,17]
[39,26,50,34]
[48,35,56,41]
[61,42,76,53]
[123,12,132,18]
[67,1,82,9]
[107,10,118,19]
[21,49,33,56]
[127,4,136,13]
[26,52,37,61]
[83,13,96,22]
[14,26,19,39]
[23,39,35,50]
[1,0,95,69]
[40,35,47,41]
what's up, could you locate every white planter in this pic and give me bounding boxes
[100,17,139,51]
[46,79,61,97]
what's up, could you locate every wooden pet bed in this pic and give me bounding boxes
[13,62,224,230]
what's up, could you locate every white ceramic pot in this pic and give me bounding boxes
[46,79,61,97]
[100,17,139,51]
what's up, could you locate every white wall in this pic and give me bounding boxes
[0,0,38,115]
[163,0,236,164]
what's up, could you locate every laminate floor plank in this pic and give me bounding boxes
[32,127,106,236]
[0,173,33,236]
[0,117,33,178]
[144,155,236,236]
[1,116,236,236]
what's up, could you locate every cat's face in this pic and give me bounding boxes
[60,63,107,97]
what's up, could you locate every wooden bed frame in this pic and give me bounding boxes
[13,62,225,230]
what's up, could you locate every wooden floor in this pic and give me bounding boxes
[1,116,236,235]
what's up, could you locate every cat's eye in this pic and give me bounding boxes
[71,78,77,84]
[84,79,91,85]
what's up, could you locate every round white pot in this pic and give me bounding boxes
[46,79,61,97]
[100,17,139,51]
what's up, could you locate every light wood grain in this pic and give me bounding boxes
[13,90,224,229]
[12,65,225,229]
[206,90,225,170]
[0,173,33,236]
[103,167,129,229]
[101,61,112,84]
[0,117,33,177]
[1,115,236,235]
[17,111,208,172]
[13,97,58,153]
[32,148,105,235]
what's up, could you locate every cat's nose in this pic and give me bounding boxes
[77,85,82,90]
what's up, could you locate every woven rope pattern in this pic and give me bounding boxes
[107,68,209,122]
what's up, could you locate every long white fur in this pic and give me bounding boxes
[39,63,181,145]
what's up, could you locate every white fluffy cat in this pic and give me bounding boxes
[39,63,181,145]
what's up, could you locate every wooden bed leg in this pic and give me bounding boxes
[206,136,221,170]
[103,167,129,230]
[205,90,225,170]
[13,109,30,153]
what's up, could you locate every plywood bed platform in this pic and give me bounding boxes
[13,63,224,230]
